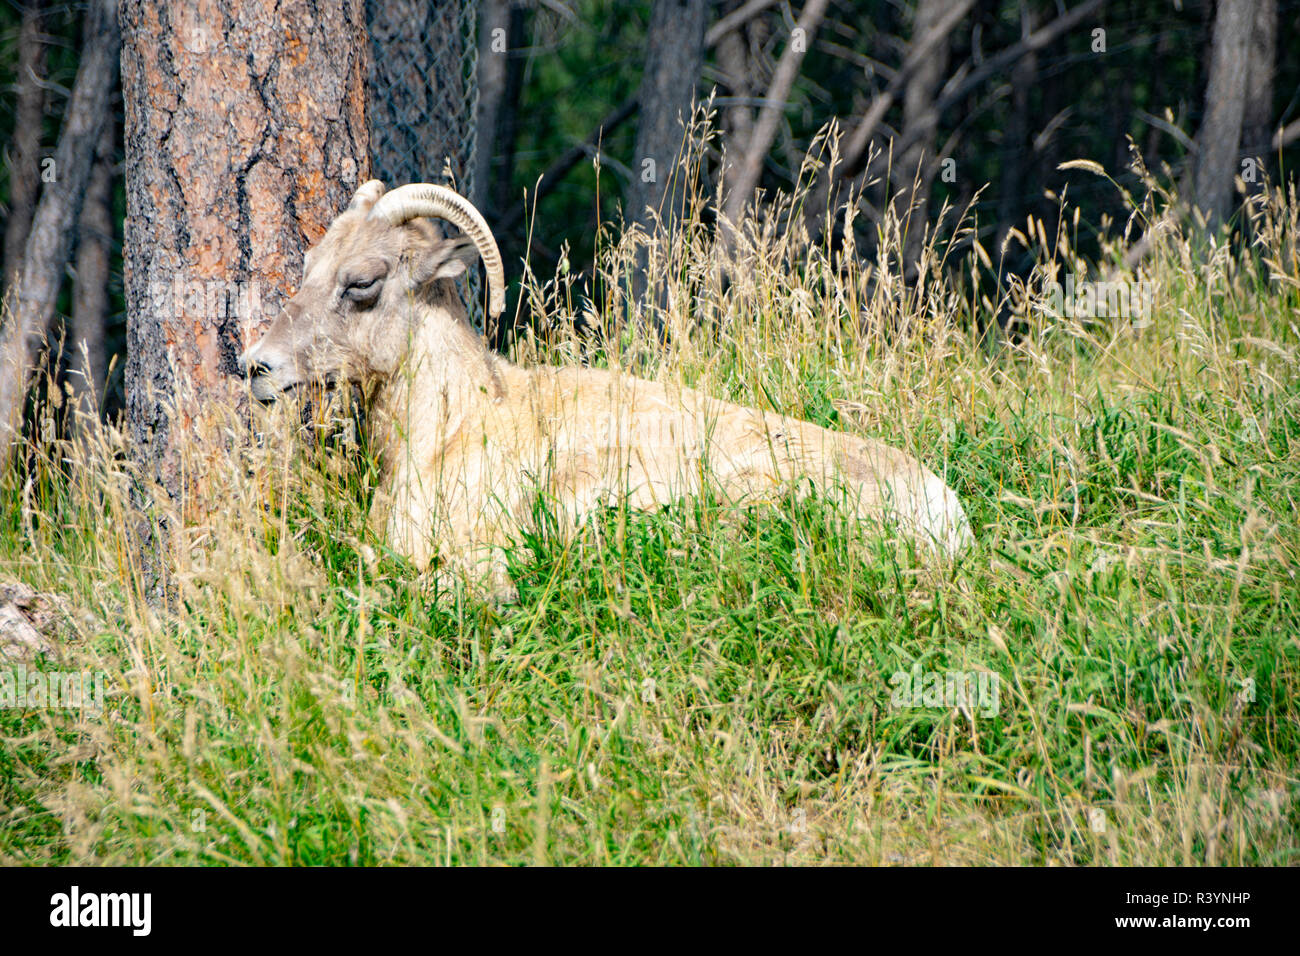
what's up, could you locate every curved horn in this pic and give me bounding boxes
[369,183,505,319]
[347,179,386,213]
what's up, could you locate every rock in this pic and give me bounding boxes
[0,579,64,660]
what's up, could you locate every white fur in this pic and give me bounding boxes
[885,470,974,556]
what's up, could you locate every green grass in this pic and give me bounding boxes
[1,149,1298,865]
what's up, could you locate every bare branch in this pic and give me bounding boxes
[705,0,779,48]
[722,0,833,229]
[1273,119,1300,150]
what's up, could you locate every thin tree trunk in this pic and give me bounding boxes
[893,0,961,276]
[720,0,830,231]
[628,0,709,230]
[1190,0,1258,226]
[2,1,48,292]
[0,0,117,446]
[474,0,511,215]
[1242,0,1276,158]
[715,1,757,201]
[995,5,1038,257]
[67,115,115,433]
[626,0,708,318]
[489,3,527,222]
[120,0,370,598]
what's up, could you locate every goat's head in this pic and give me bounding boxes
[238,180,505,399]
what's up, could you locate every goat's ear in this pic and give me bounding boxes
[412,236,480,284]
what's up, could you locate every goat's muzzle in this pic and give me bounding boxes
[237,342,297,401]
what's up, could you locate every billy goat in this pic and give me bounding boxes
[238,181,973,597]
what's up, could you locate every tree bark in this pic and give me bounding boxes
[995,5,1038,258]
[715,1,757,202]
[1,1,49,293]
[627,0,709,230]
[473,0,511,215]
[892,0,961,275]
[488,2,527,222]
[1190,0,1258,226]
[0,0,117,445]
[67,115,115,432]
[120,0,370,594]
[720,0,830,231]
[1241,0,1276,159]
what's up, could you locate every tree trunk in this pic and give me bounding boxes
[893,0,961,276]
[474,0,510,215]
[1241,0,1276,159]
[628,0,709,230]
[1190,0,1258,227]
[67,115,115,433]
[995,6,1038,258]
[120,0,370,595]
[0,0,117,445]
[720,0,830,231]
[1,1,48,292]
[715,1,757,202]
[367,0,470,192]
[488,3,527,222]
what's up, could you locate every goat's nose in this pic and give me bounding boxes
[236,347,269,378]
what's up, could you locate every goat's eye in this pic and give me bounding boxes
[344,276,383,302]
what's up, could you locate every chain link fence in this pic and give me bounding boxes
[366,0,482,328]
